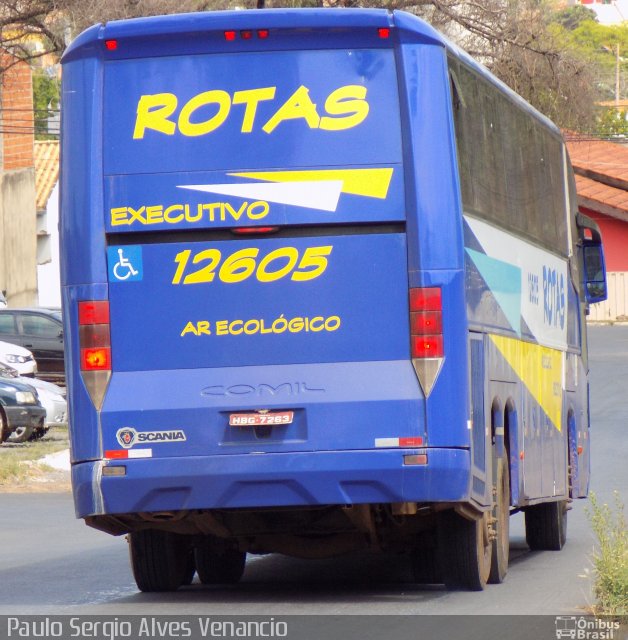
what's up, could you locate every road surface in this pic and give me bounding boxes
[0,325,626,616]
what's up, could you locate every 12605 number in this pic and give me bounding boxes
[172,245,333,285]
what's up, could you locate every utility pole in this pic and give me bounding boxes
[616,43,621,107]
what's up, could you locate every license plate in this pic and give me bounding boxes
[229,411,294,427]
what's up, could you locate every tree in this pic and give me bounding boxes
[0,0,219,74]
[596,107,628,138]
[566,20,628,102]
[0,0,607,131]
[32,69,58,139]
[552,4,597,31]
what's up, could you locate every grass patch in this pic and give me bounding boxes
[587,492,628,616]
[0,428,69,486]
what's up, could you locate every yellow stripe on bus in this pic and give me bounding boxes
[490,334,563,432]
[229,168,394,199]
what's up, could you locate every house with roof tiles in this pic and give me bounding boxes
[566,135,628,321]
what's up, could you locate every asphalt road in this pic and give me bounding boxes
[0,324,626,617]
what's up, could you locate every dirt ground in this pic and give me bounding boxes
[0,427,71,493]
[0,468,71,493]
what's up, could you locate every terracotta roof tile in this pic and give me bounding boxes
[33,140,59,210]
[574,174,628,221]
[566,135,628,187]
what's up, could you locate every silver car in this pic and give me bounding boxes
[0,365,66,442]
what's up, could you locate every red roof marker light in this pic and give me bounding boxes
[378,28,391,39]
[105,40,118,51]
[224,30,237,41]
[257,29,270,39]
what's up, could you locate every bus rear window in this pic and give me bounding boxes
[103,49,406,232]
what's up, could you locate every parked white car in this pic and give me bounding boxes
[0,341,36,376]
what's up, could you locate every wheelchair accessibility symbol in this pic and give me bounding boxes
[107,246,143,282]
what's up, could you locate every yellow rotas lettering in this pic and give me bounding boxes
[133,93,178,139]
[262,86,320,134]
[133,84,371,138]
[178,90,231,137]
[233,87,276,133]
[320,85,369,131]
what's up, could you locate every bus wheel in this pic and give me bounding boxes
[411,531,441,584]
[194,538,246,585]
[524,500,568,551]
[128,530,189,592]
[437,509,491,590]
[488,448,510,583]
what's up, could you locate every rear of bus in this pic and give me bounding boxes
[61,10,472,569]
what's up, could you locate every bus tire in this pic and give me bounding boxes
[524,500,568,551]
[437,509,491,591]
[194,538,246,585]
[129,530,188,592]
[411,531,441,584]
[488,448,510,583]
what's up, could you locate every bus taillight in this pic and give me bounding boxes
[409,287,444,396]
[78,301,111,409]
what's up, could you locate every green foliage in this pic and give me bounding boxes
[552,5,598,31]
[596,107,628,138]
[561,20,628,102]
[586,492,628,616]
[32,71,60,140]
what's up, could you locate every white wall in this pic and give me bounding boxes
[0,169,39,306]
[588,271,628,322]
[37,181,61,307]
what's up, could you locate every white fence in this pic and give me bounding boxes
[588,271,628,322]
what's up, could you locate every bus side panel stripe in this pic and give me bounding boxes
[490,334,563,433]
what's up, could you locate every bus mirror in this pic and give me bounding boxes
[583,240,607,304]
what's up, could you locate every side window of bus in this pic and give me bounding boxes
[449,57,569,258]
[449,61,474,210]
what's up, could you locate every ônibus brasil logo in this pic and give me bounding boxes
[116,427,186,449]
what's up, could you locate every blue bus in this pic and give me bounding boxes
[60,8,607,592]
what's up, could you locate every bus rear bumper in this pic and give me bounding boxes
[72,448,471,519]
